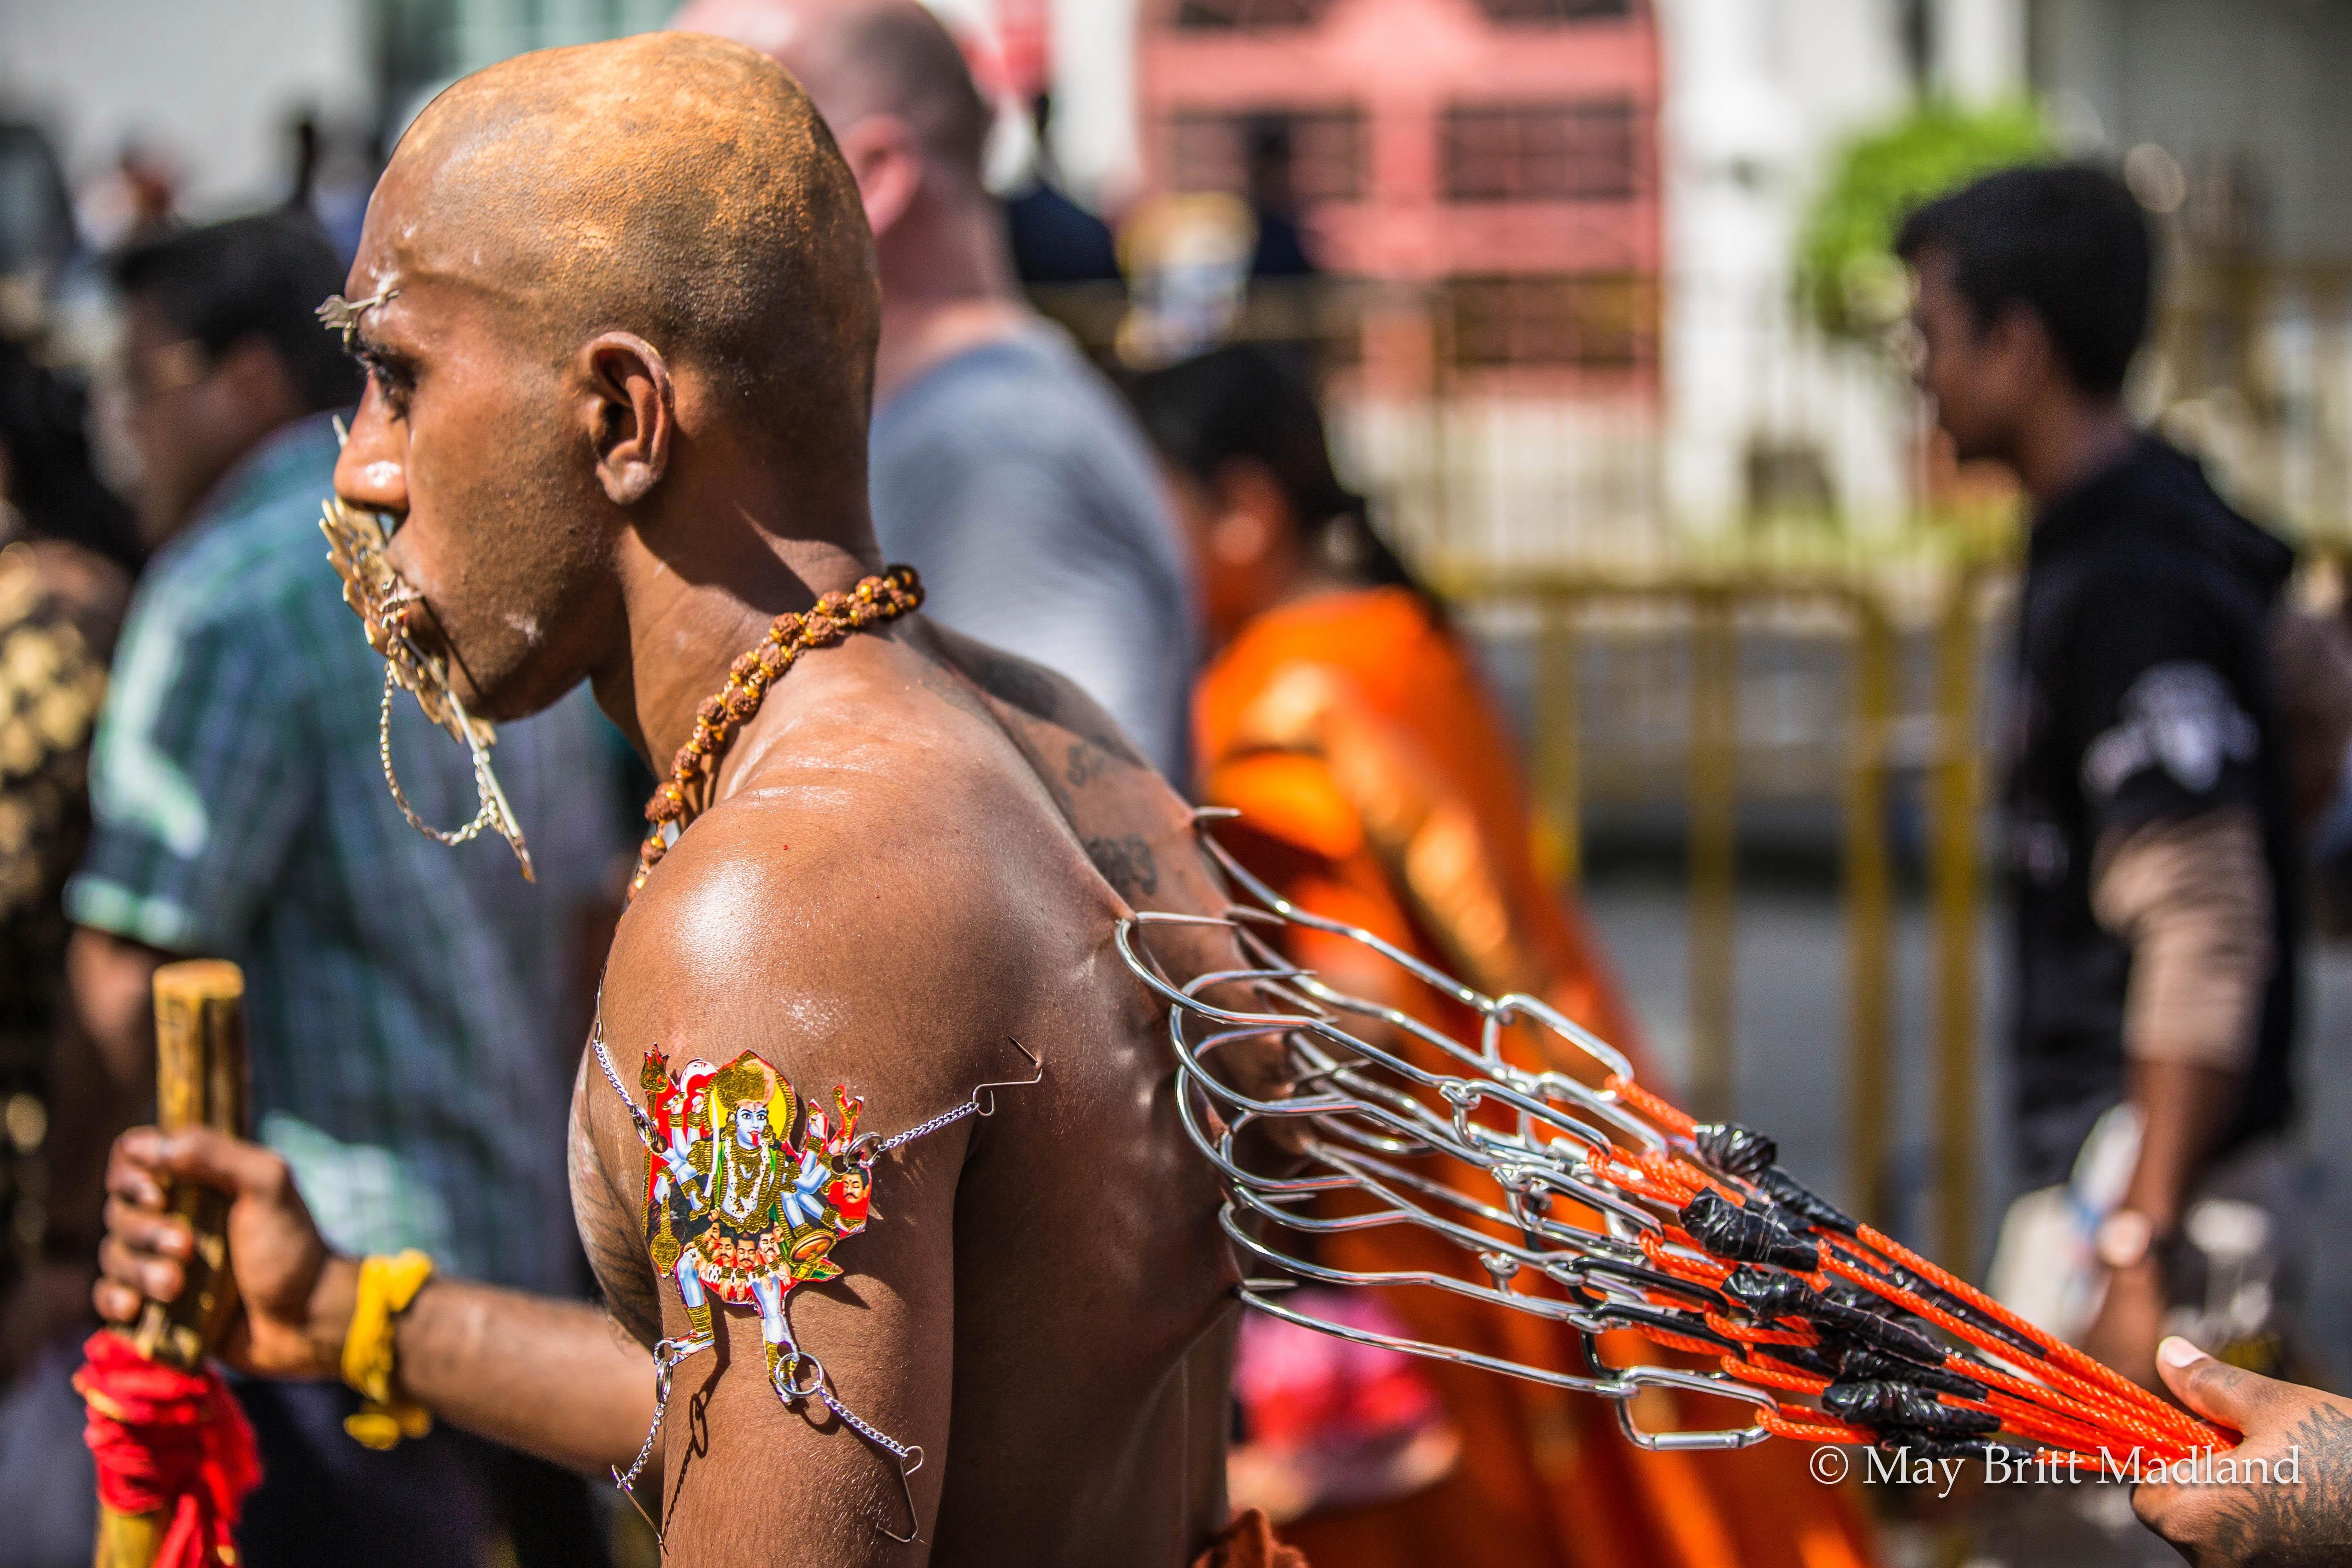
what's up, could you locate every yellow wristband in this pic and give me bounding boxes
[341,1250,435,1451]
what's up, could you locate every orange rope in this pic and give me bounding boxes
[1639,1231,1732,1288]
[1606,1074,1696,1138]
[1705,1312,1818,1348]
[1819,1250,2198,1455]
[1952,1353,2177,1450]
[1824,1240,2218,1451]
[1636,1327,1731,1359]
[1759,1410,1869,1446]
[1723,1355,1831,1396]
[1567,1078,2236,1462]
[1851,1225,2230,1448]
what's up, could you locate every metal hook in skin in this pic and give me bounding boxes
[967,1036,1043,1117]
[877,1446,926,1545]
[772,1297,929,1544]
[1113,817,1805,1449]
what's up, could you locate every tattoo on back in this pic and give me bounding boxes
[959,643,1063,723]
[1084,833,1159,901]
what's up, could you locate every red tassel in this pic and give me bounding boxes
[75,1331,262,1568]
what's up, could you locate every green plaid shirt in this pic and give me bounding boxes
[68,416,627,1292]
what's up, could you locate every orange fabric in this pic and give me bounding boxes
[1197,588,1877,1568]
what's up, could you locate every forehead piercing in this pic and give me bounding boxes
[317,286,399,349]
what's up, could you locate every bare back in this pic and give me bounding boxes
[571,618,1244,1564]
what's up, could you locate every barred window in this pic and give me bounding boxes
[1447,274,1655,368]
[1443,100,1638,202]
[1470,0,1634,20]
[1175,0,1328,27]
[1169,109,1366,205]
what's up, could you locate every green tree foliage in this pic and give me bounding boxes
[1797,99,2053,338]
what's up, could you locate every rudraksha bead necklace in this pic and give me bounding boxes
[632,565,922,896]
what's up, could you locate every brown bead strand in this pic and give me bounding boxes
[631,566,922,896]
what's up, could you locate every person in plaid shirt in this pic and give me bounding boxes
[48,216,629,1566]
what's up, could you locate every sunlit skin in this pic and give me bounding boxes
[89,33,1278,1565]
[2134,1336,2352,1566]
[673,0,1035,408]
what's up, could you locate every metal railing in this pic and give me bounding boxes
[1041,258,2352,1279]
[1454,566,2001,1272]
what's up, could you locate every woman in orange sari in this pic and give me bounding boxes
[1132,348,1875,1568]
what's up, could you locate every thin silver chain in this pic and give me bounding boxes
[872,1098,980,1155]
[585,1020,1031,1541]
[817,1383,922,1469]
[377,663,496,847]
[612,1335,704,1495]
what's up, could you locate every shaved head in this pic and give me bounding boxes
[672,0,994,185]
[332,32,889,726]
[383,31,878,434]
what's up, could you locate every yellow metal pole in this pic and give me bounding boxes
[1930,574,1982,1276]
[1844,598,1895,1231]
[1535,598,1583,884]
[1688,590,1737,1122]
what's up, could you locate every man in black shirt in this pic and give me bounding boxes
[1898,166,2298,1396]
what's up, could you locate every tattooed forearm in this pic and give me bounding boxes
[2200,1406,2352,1566]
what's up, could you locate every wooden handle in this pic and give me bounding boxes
[129,960,248,1371]
[98,962,250,1567]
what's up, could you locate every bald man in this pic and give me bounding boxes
[89,35,1277,1566]
[671,0,1199,786]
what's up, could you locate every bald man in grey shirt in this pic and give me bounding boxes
[675,0,1198,784]
[870,326,1195,781]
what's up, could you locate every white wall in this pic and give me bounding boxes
[1938,0,2026,106]
[1656,0,1922,533]
[0,0,374,220]
[1047,0,1142,210]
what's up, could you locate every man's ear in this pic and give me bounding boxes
[1987,300,2057,391]
[580,333,673,506]
[831,114,926,242]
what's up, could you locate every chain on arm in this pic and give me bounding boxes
[586,1014,1038,1545]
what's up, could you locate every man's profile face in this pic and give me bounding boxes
[330,166,618,725]
[1909,247,2026,466]
[120,300,286,544]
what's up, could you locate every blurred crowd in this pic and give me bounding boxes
[2,3,2348,1567]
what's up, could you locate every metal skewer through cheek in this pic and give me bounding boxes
[323,419,534,880]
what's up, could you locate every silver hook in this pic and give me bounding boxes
[968,1036,1043,1116]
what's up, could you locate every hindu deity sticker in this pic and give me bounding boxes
[638,1047,873,1387]
[592,1026,1036,1541]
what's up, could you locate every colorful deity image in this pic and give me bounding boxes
[639,1047,874,1387]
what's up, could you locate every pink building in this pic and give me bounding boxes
[1138,0,1661,395]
